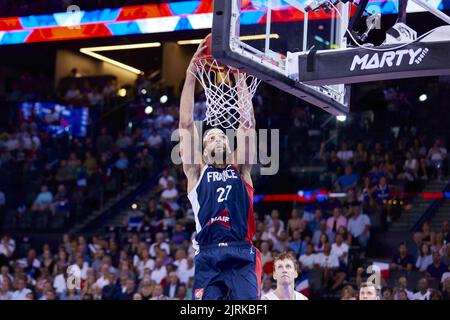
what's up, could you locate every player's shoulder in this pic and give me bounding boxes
[295,291,309,300]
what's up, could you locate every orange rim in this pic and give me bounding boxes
[191,55,240,74]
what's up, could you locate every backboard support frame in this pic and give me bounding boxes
[211,0,351,116]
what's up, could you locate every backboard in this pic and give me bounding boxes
[211,0,351,116]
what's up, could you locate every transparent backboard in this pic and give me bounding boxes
[212,0,351,115]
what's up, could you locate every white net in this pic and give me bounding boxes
[190,57,260,129]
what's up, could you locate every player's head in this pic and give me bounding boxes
[272,252,299,287]
[202,128,232,165]
[359,282,380,300]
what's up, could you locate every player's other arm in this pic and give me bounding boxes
[179,41,206,192]
[235,73,256,188]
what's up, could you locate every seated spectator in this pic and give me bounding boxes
[416,243,433,272]
[147,128,163,150]
[150,284,167,300]
[412,278,431,300]
[334,165,358,192]
[326,207,347,235]
[157,169,175,192]
[336,142,354,164]
[115,152,129,171]
[426,139,447,181]
[149,233,170,257]
[299,244,316,271]
[170,223,189,247]
[261,277,274,297]
[118,278,136,300]
[393,276,414,300]
[313,233,330,254]
[272,230,290,253]
[150,258,168,285]
[346,202,371,254]
[289,230,307,258]
[287,208,302,236]
[177,256,194,285]
[307,209,325,234]
[441,221,450,244]
[0,235,15,266]
[391,242,414,272]
[340,285,356,300]
[50,184,70,215]
[372,176,394,222]
[11,279,31,300]
[382,287,394,300]
[160,180,179,211]
[163,271,180,299]
[31,185,53,212]
[426,252,448,280]
[65,84,81,102]
[314,243,339,289]
[260,241,273,271]
[397,151,419,181]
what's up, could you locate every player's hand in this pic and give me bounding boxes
[187,35,209,74]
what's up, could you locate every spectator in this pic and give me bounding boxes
[334,165,358,192]
[163,271,180,299]
[289,230,307,258]
[314,233,330,254]
[0,235,15,266]
[147,128,163,150]
[298,243,316,271]
[336,142,354,164]
[382,287,394,300]
[11,279,31,300]
[157,169,175,191]
[412,278,431,300]
[118,278,136,300]
[426,252,448,280]
[170,223,189,247]
[393,276,414,300]
[308,209,325,234]
[31,185,53,212]
[326,207,347,235]
[150,284,167,300]
[287,208,302,236]
[261,277,274,297]
[149,233,170,257]
[416,243,433,272]
[314,243,339,289]
[346,202,371,254]
[340,285,356,300]
[391,243,414,272]
[160,180,179,213]
[426,139,447,181]
[177,256,194,285]
[150,258,167,285]
[397,151,419,181]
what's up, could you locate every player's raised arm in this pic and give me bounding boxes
[234,72,257,187]
[179,40,206,191]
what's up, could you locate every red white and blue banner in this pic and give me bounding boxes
[0,0,448,45]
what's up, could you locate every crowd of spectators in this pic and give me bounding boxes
[0,0,186,18]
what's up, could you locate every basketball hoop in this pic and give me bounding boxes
[190,54,260,130]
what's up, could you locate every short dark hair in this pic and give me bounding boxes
[273,251,299,273]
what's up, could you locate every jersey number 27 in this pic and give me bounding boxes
[217,185,232,203]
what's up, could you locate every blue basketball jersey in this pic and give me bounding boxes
[188,164,255,253]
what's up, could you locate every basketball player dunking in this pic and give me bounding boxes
[179,36,262,300]
[262,252,308,300]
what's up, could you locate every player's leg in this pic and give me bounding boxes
[226,246,262,300]
[193,249,228,300]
